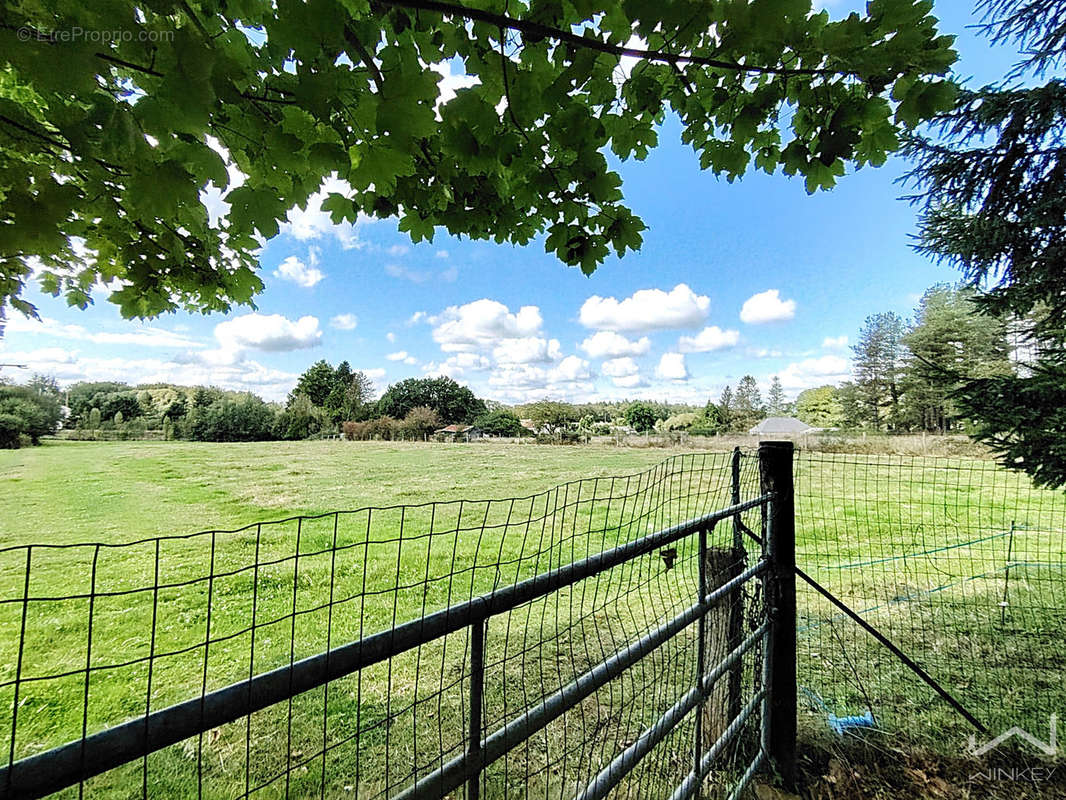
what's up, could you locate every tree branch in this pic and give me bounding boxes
[375,0,848,78]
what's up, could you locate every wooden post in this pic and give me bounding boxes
[759,441,796,791]
[702,546,744,751]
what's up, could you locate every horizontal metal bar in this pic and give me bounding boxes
[724,750,767,800]
[397,562,769,800]
[668,688,766,800]
[0,496,771,800]
[575,622,769,800]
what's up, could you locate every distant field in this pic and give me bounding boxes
[0,440,683,547]
[0,440,1062,798]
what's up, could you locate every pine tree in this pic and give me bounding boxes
[904,0,1066,485]
[852,312,907,430]
[767,377,788,415]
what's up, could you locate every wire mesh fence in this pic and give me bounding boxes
[794,451,1066,749]
[0,451,774,799]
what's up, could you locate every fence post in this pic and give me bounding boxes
[468,619,486,800]
[759,440,796,791]
[728,448,745,723]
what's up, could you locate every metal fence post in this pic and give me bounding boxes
[468,619,486,800]
[759,441,796,791]
[728,448,745,724]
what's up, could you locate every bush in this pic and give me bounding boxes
[0,385,62,443]
[187,396,278,442]
[474,409,526,437]
[0,414,22,449]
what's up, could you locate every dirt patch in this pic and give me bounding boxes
[753,738,1066,800]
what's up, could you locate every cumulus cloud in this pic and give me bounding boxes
[775,355,851,391]
[214,313,322,353]
[274,251,324,288]
[579,331,651,359]
[493,337,562,365]
[656,352,689,381]
[822,335,849,350]
[601,357,639,378]
[612,374,646,389]
[580,284,710,332]
[330,314,358,331]
[424,352,492,377]
[407,311,427,325]
[678,326,740,353]
[485,357,592,402]
[386,351,409,361]
[386,332,396,343]
[740,289,796,324]
[431,299,542,352]
[282,174,364,248]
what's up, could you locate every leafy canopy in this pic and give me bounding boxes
[2,0,956,320]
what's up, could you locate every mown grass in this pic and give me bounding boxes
[0,440,1063,798]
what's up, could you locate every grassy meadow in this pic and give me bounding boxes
[0,440,1063,798]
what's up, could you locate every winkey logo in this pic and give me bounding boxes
[968,714,1058,758]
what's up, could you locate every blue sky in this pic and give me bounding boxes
[1,1,1017,404]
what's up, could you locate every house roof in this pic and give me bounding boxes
[436,424,473,434]
[748,416,815,434]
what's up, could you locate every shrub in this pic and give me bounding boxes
[0,414,22,449]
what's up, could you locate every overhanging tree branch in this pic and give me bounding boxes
[374,0,849,78]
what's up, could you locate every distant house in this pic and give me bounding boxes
[748,416,817,436]
[435,424,483,441]
[519,419,539,434]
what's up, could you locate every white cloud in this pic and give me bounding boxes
[553,355,591,382]
[5,315,203,349]
[440,265,459,282]
[386,350,409,361]
[580,284,710,332]
[282,174,364,248]
[435,250,450,259]
[330,314,358,331]
[386,332,396,343]
[387,244,410,256]
[656,352,689,381]
[601,357,639,378]
[424,352,492,378]
[431,61,480,106]
[0,347,300,402]
[214,313,322,353]
[579,331,651,358]
[822,335,849,350]
[775,355,851,391]
[748,347,783,359]
[740,289,796,324]
[612,374,646,389]
[493,337,562,365]
[678,326,740,353]
[407,311,427,326]
[431,299,542,352]
[274,252,324,288]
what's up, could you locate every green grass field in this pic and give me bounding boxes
[1,441,1063,798]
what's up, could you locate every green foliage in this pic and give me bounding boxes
[290,360,336,409]
[767,376,789,415]
[88,407,101,429]
[624,401,658,433]
[0,0,956,321]
[0,413,21,448]
[474,408,526,437]
[901,284,1011,432]
[527,400,578,435]
[795,386,845,429]
[402,406,440,440]
[377,377,484,423]
[275,393,322,441]
[902,0,1066,483]
[186,394,278,442]
[659,412,698,432]
[852,312,907,430]
[732,375,765,431]
[0,383,61,443]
